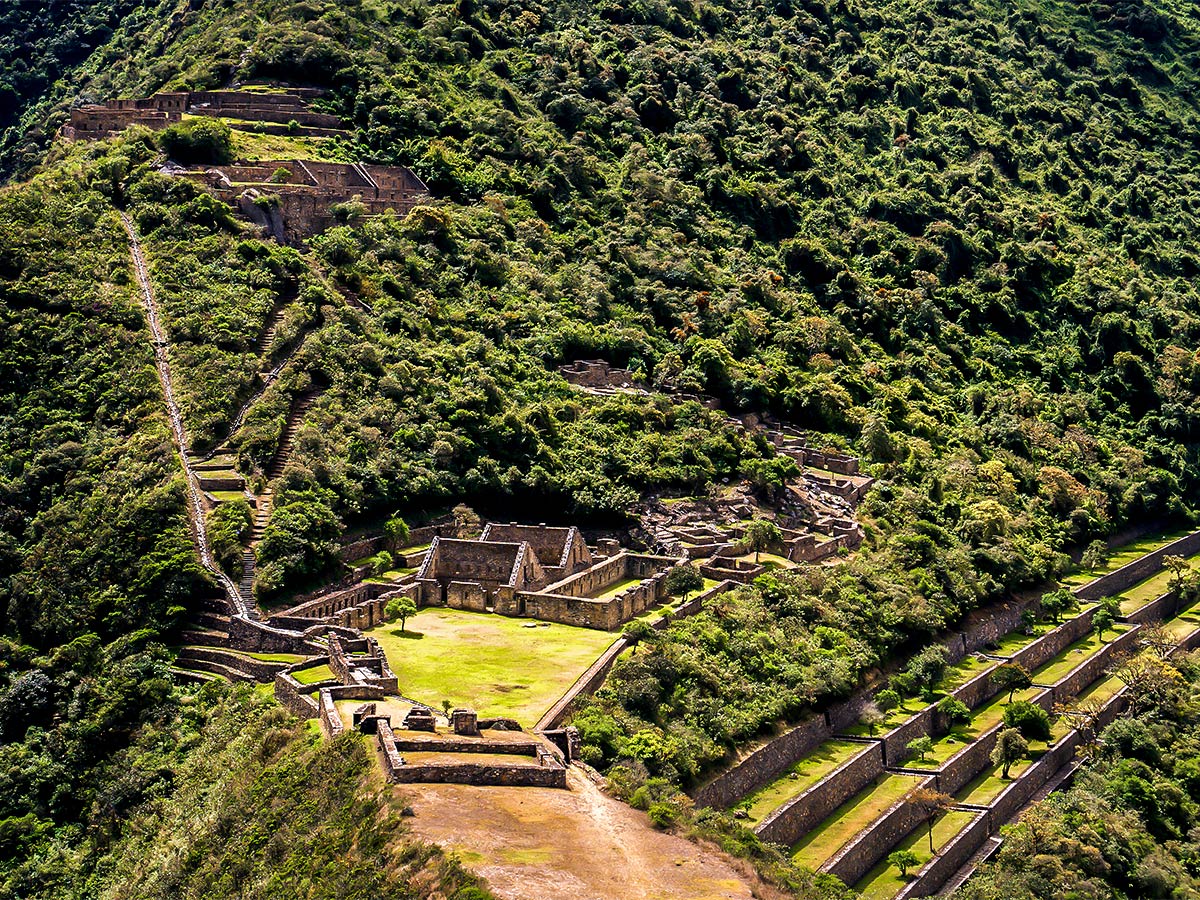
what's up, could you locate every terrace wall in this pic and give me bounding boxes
[692,715,832,809]
[1049,625,1141,705]
[821,775,938,887]
[1125,588,1182,625]
[376,720,405,780]
[1074,529,1200,601]
[318,689,343,737]
[755,741,884,846]
[1008,608,1097,673]
[893,812,991,900]
[386,755,568,788]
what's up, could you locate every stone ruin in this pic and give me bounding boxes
[62,88,430,239]
[63,88,340,140]
[413,523,680,629]
[175,159,428,240]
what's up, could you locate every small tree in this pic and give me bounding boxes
[385,595,418,632]
[936,696,971,728]
[1041,588,1076,625]
[372,549,394,575]
[993,662,1032,703]
[1003,700,1051,741]
[1081,539,1109,571]
[1139,623,1175,660]
[875,688,901,714]
[991,727,1029,778]
[742,518,783,564]
[1092,606,1115,643]
[889,849,921,879]
[384,515,411,548]
[906,645,950,699]
[860,702,885,736]
[664,565,704,601]
[910,788,955,853]
[1164,554,1190,593]
[907,736,934,763]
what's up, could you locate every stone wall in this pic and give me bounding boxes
[376,720,405,778]
[228,616,315,653]
[1074,529,1200,600]
[1008,608,1097,673]
[274,673,319,718]
[318,689,343,737]
[755,741,884,846]
[691,715,832,809]
[1125,588,1182,625]
[988,730,1080,826]
[893,812,990,900]
[392,735,539,755]
[1049,625,1141,704]
[447,580,489,612]
[882,706,935,767]
[822,775,938,886]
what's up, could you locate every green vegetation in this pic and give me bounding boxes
[368,608,615,725]
[791,775,922,870]
[3,0,1200,894]
[857,810,977,899]
[739,739,868,824]
[1030,626,1129,684]
[960,654,1200,900]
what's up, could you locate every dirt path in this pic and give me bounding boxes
[120,211,248,618]
[403,769,763,900]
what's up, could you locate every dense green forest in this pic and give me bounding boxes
[2,0,1200,896]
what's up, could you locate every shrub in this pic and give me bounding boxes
[876,688,901,713]
[159,118,233,164]
[1003,700,1051,741]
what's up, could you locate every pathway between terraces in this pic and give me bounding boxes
[120,211,250,619]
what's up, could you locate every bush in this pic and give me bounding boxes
[1003,700,1051,741]
[159,118,233,164]
[648,801,680,828]
[876,688,901,712]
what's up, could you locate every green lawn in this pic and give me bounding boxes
[292,664,335,684]
[735,551,795,569]
[396,542,432,555]
[1061,527,1193,586]
[1164,598,1200,639]
[791,774,924,870]
[208,490,247,503]
[989,622,1054,657]
[227,650,306,664]
[592,576,644,600]
[841,694,928,737]
[956,759,1035,806]
[939,654,997,693]
[905,686,1043,768]
[1074,672,1126,707]
[366,608,617,726]
[740,740,869,824]
[1117,554,1200,612]
[1031,626,1128,685]
[229,128,340,161]
[854,809,979,900]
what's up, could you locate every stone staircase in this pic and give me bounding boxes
[260,305,286,351]
[266,389,319,481]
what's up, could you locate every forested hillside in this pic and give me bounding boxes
[2,0,1200,897]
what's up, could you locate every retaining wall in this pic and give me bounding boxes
[1008,608,1096,673]
[536,636,629,732]
[376,720,405,780]
[755,741,884,846]
[1049,625,1140,704]
[228,616,314,653]
[387,756,568,787]
[692,715,832,809]
[274,673,319,718]
[821,775,938,886]
[392,736,539,755]
[318,689,343,737]
[1126,589,1182,625]
[894,811,990,900]
[1074,529,1200,601]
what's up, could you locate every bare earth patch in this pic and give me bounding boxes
[403,768,761,900]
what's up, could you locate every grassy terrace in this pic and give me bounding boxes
[905,686,1043,768]
[366,608,616,726]
[293,664,335,684]
[854,809,979,900]
[939,653,996,692]
[1061,527,1193,586]
[591,576,643,600]
[734,551,795,570]
[1164,599,1200,640]
[841,694,928,738]
[1074,671,1126,707]
[791,774,925,870]
[739,739,870,824]
[956,758,1035,806]
[1116,554,1200,614]
[1031,625,1129,686]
